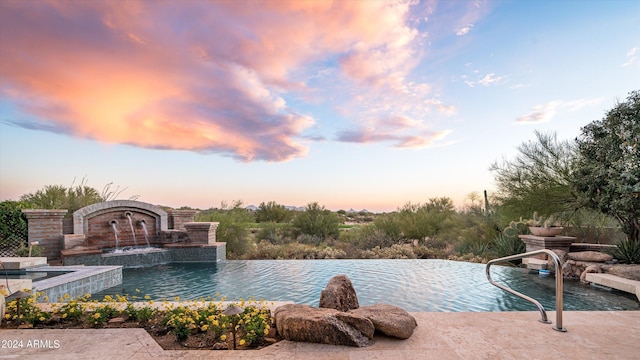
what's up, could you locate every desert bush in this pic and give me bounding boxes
[198,201,253,257]
[245,241,345,259]
[607,238,640,264]
[340,224,398,250]
[411,244,452,259]
[297,233,325,246]
[255,222,293,244]
[490,233,525,259]
[255,201,292,223]
[362,244,417,259]
[292,202,340,240]
[447,253,487,263]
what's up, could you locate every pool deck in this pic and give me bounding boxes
[1,310,639,359]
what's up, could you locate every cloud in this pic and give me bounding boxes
[336,112,453,149]
[0,0,465,160]
[477,73,504,86]
[456,24,473,36]
[516,98,603,124]
[621,47,638,67]
[464,72,505,87]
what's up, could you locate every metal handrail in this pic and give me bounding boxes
[486,249,567,332]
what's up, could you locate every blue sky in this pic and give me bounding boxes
[1,0,638,212]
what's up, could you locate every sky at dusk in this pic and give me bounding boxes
[1,0,638,213]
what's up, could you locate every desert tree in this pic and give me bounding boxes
[573,90,640,243]
[490,131,577,222]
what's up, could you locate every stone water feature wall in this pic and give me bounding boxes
[22,200,225,266]
[73,200,167,249]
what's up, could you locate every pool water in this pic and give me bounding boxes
[4,270,72,281]
[92,259,640,312]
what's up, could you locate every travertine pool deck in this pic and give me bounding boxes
[1,310,638,359]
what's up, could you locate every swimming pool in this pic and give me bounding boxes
[4,270,72,281]
[92,259,639,312]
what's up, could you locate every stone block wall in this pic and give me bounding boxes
[22,209,67,259]
[184,222,219,244]
[168,209,198,230]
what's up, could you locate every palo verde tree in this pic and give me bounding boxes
[490,131,577,222]
[573,90,640,243]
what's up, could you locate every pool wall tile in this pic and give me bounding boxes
[33,266,123,302]
[61,245,225,269]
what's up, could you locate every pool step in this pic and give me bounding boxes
[585,273,640,301]
[522,258,548,270]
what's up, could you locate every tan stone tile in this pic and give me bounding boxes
[349,349,463,360]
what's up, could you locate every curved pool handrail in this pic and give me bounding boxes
[486,249,567,332]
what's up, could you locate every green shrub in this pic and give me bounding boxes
[124,303,156,323]
[0,200,28,249]
[297,234,324,246]
[255,201,292,223]
[490,233,525,259]
[342,224,397,250]
[56,297,87,322]
[255,222,293,244]
[3,294,51,326]
[198,201,254,257]
[292,202,340,240]
[607,238,640,264]
[362,244,417,259]
[88,303,119,327]
[14,245,44,257]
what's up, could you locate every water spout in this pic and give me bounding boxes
[138,219,151,248]
[124,212,138,247]
[109,220,120,251]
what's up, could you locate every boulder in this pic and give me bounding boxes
[274,304,375,347]
[349,304,417,339]
[547,249,568,273]
[319,274,359,311]
[568,251,613,263]
[563,260,602,279]
[580,264,602,284]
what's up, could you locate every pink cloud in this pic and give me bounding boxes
[336,114,452,149]
[0,0,461,160]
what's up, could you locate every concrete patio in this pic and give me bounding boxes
[1,310,638,359]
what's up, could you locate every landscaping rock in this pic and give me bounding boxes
[580,264,602,284]
[319,274,359,311]
[547,249,567,273]
[568,251,613,263]
[274,304,375,347]
[349,304,417,339]
[563,260,600,279]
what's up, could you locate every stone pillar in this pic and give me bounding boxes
[168,210,198,230]
[183,222,219,244]
[22,209,68,259]
[518,235,576,259]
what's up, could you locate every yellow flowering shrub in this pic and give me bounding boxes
[2,292,274,349]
